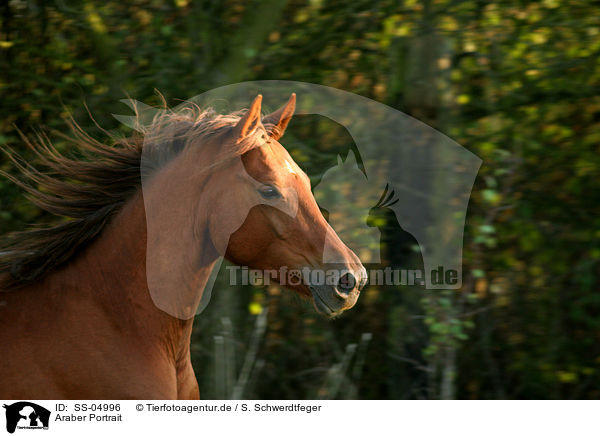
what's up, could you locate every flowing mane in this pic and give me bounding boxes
[0,104,259,290]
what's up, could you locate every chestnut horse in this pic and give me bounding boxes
[0,94,366,399]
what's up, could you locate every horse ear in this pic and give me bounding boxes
[263,93,296,140]
[231,95,263,143]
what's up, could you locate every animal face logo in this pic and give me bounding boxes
[314,150,426,272]
[314,151,385,264]
[3,402,50,433]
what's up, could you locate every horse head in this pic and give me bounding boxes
[141,94,366,318]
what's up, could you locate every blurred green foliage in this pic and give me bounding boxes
[1,0,599,399]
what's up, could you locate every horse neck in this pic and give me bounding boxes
[45,188,216,361]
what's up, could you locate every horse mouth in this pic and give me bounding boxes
[312,291,335,317]
[309,286,346,318]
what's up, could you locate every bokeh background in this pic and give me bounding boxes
[1,0,599,399]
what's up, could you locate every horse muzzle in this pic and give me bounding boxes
[308,268,367,318]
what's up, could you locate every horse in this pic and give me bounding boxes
[0,94,366,399]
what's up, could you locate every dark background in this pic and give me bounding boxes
[1,0,599,399]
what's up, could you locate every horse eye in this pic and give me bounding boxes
[258,185,282,200]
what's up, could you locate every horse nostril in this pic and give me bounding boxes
[337,272,357,295]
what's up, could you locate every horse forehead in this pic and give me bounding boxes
[249,143,297,176]
[284,160,296,174]
[269,143,304,175]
